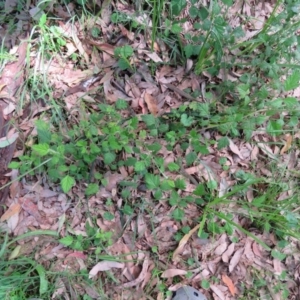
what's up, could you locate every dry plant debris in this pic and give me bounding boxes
[0,0,300,299]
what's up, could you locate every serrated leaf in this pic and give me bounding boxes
[180,113,194,126]
[217,137,229,149]
[103,152,116,164]
[118,58,130,70]
[8,161,20,169]
[141,114,156,126]
[186,151,197,166]
[115,99,128,110]
[172,208,184,221]
[61,175,75,193]
[167,162,180,171]
[85,183,99,196]
[145,173,160,189]
[171,23,182,34]
[135,161,146,172]
[32,143,50,156]
[59,235,74,246]
[271,250,286,261]
[284,71,300,91]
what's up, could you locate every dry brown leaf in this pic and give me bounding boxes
[172,224,200,262]
[18,197,42,223]
[89,261,124,278]
[161,269,187,278]
[119,256,149,288]
[214,242,228,256]
[222,243,235,263]
[229,248,244,273]
[222,274,236,296]
[144,92,159,116]
[0,202,21,221]
[210,284,226,300]
[229,139,244,159]
[104,172,125,192]
[280,134,292,155]
[143,50,163,63]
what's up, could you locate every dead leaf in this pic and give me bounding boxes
[172,224,200,262]
[229,139,244,159]
[280,134,292,155]
[222,274,236,296]
[18,197,42,223]
[118,256,149,288]
[89,261,124,278]
[0,202,21,222]
[143,50,163,63]
[229,248,244,273]
[210,284,226,300]
[161,269,187,278]
[144,92,159,116]
[104,172,125,192]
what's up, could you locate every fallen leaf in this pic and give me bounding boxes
[280,134,292,155]
[0,202,21,222]
[144,92,159,116]
[19,197,42,223]
[89,261,124,278]
[172,224,200,262]
[229,139,244,159]
[143,50,163,63]
[229,248,244,273]
[210,284,226,300]
[161,269,187,278]
[119,256,149,288]
[222,274,236,296]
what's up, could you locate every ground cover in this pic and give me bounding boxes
[1,0,300,299]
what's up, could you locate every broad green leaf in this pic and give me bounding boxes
[198,7,209,20]
[184,44,194,58]
[141,114,156,126]
[59,235,74,246]
[103,212,114,221]
[145,173,160,189]
[118,58,130,70]
[120,45,133,58]
[267,120,283,136]
[217,137,229,149]
[167,162,180,171]
[186,151,197,166]
[103,152,116,164]
[116,99,128,110]
[61,175,75,193]
[180,113,194,126]
[32,143,50,156]
[8,161,20,169]
[171,23,182,34]
[172,208,184,221]
[85,183,99,196]
[284,71,300,91]
[189,5,198,18]
[221,0,233,6]
[193,183,206,196]
[135,161,146,172]
[271,250,286,261]
[175,178,186,190]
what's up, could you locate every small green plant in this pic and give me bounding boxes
[114,45,134,70]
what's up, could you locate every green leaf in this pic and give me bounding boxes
[271,250,286,261]
[198,7,209,20]
[167,162,180,171]
[135,161,146,172]
[118,58,130,70]
[123,204,134,215]
[184,44,194,58]
[266,120,283,136]
[217,137,229,149]
[141,114,156,127]
[104,152,116,164]
[284,71,300,91]
[180,113,194,126]
[59,235,74,246]
[32,144,50,156]
[175,178,186,190]
[103,212,114,221]
[39,14,47,27]
[35,264,48,295]
[145,173,160,189]
[189,5,198,18]
[171,23,182,34]
[185,151,197,166]
[284,96,298,108]
[201,279,210,289]
[193,183,206,196]
[221,0,233,6]
[115,99,128,110]
[61,175,75,193]
[8,161,20,169]
[119,45,133,58]
[237,84,250,98]
[172,208,184,221]
[85,183,99,196]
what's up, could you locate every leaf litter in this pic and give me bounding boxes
[0,0,300,299]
